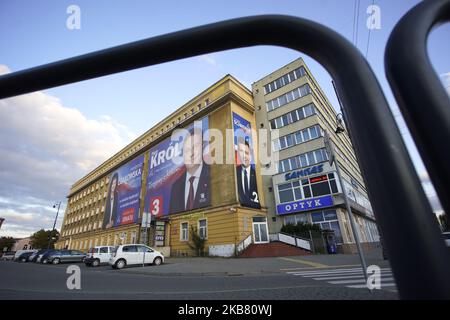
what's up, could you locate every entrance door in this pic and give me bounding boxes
[252,217,269,244]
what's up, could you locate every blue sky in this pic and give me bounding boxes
[0,0,448,237]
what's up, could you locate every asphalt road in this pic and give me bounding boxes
[0,259,398,300]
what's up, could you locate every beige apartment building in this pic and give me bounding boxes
[55,75,268,257]
[252,58,380,253]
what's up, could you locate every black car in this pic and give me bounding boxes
[46,250,86,264]
[16,251,34,262]
[28,249,46,262]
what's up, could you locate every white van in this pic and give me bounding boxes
[84,246,116,267]
[109,244,164,269]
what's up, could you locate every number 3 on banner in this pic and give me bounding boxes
[150,196,163,216]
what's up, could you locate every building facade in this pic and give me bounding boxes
[252,58,380,253]
[56,75,268,257]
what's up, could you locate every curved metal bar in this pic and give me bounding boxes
[1,14,449,298]
[386,0,450,222]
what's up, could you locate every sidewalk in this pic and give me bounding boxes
[120,248,390,276]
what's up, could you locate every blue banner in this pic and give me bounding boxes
[144,117,210,216]
[102,154,144,229]
[233,112,261,209]
[276,195,334,215]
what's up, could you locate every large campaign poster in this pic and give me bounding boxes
[102,154,144,229]
[233,112,261,209]
[144,117,210,217]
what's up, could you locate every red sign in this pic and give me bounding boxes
[309,175,328,183]
[120,208,135,225]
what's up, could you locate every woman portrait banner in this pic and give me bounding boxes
[102,154,145,229]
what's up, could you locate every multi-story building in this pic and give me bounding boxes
[56,75,268,257]
[252,58,379,253]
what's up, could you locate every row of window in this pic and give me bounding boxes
[70,177,109,204]
[266,83,312,112]
[273,124,323,152]
[69,232,138,251]
[270,103,316,130]
[180,219,207,241]
[278,172,339,203]
[62,219,103,237]
[277,148,329,173]
[264,66,307,94]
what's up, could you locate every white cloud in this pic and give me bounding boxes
[0,64,135,238]
[198,54,218,66]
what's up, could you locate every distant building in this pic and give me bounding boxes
[12,237,33,251]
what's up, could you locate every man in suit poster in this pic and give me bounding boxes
[233,112,261,209]
[169,128,210,213]
[236,139,261,208]
[145,116,210,217]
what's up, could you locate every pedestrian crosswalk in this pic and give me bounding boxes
[286,267,397,289]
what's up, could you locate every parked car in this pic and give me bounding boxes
[37,249,58,263]
[443,232,450,247]
[1,251,16,261]
[109,244,164,269]
[85,246,116,267]
[13,249,37,261]
[16,251,36,262]
[28,249,48,262]
[46,250,86,264]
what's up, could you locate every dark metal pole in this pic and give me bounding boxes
[0,14,448,298]
[47,202,61,249]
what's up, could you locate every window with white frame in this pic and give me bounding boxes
[266,83,312,111]
[181,222,189,241]
[311,210,343,244]
[198,219,207,239]
[264,66,307,94]
[277,172,338,203]
[277,148,328,173]
[273,125,323,151]
[269,103,316,130]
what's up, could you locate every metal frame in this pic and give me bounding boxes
[1,8,449,299]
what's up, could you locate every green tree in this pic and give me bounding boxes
[0,237,16,252]
[30,229,60,249]
[188,225,206,256]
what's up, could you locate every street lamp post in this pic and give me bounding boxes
[47,202,61,249]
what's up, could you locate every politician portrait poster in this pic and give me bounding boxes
[102,154,144,229]
[144,117,211,216]
[233,112,261,209]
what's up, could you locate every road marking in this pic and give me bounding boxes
[278,257,329,268]
[286,266,397,290]
[289,267,391,276]
[329,277,394,285]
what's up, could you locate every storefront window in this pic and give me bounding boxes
[311,210,343,244]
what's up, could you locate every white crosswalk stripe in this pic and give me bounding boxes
[286,267,397,290]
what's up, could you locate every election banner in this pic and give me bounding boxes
[102,154,144,229]
[233,112,261,209]
[144,117,210,216]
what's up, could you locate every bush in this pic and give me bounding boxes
[187,225,207,256]
[280,222,321,238]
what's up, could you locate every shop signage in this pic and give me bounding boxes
[284,164,324,181]
[276,195,333,215]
